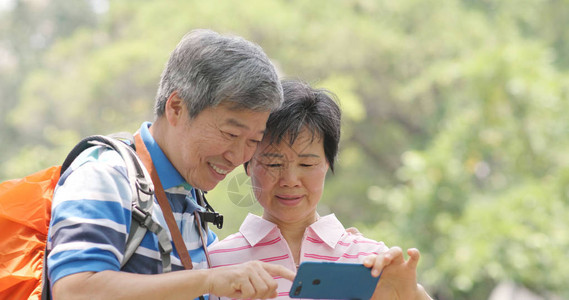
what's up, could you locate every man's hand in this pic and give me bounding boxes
[364,247,431,300]
[206,260,295,299]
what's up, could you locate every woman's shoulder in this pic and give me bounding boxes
[340,231,388,251]
[208,231,247,251]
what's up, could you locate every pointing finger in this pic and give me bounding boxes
[263,263,296,281]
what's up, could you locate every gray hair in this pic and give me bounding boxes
[154,29,283,118]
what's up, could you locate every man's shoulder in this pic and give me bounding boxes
[54,144,135,210]
[61,145,130,180]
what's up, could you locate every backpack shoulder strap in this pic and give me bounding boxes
[64,134,173,270]
[83,134,173,271]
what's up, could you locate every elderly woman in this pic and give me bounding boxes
[208,79,432,300]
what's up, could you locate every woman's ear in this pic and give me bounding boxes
[244,162,251,176]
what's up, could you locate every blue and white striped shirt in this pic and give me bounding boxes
[47,122,217,287]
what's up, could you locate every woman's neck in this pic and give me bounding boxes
[264,213,320,265]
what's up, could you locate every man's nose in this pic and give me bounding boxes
[224,139,254,167]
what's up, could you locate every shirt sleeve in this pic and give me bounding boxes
[47,148,133,286]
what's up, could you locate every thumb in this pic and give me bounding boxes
[264,263,296,281]
[406,248,421,269]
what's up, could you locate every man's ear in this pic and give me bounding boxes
[165,91,185,126]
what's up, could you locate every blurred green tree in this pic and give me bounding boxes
[0,0,98,176]
[2,0,568,299]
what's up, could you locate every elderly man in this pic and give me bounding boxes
[47,29,294,300]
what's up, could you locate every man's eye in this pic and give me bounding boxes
[266,163,282,168]
[300,164,315,167]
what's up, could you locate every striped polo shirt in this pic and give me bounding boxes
[208,213,388,300]
[47,122,217,288]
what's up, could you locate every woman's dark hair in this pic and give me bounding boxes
[247,79,342,172]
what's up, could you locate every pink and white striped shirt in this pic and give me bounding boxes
[208,213,388,300]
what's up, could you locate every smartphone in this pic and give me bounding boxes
[289,262,380,299]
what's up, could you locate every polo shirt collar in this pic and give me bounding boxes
[308,214,346,249]
[139,122,186,190]
[240,213,279,246]
[239,213,346,249]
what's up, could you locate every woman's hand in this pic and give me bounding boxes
[363,247,432,300]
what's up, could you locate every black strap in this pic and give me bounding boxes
[41,250,50,300]
[196,190,223,230]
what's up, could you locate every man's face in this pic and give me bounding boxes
[171,101,270,191]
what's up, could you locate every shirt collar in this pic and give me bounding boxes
[308,214,345,249]
[239,213,346,249]
[239,214,279,246]
[139,122,187,190]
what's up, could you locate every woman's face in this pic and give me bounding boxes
[248,129,329,226]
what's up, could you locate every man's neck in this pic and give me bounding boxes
[148,118,167,152]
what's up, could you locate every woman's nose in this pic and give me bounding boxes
[279,165,301,187]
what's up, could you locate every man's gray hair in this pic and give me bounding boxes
[154,29,283,118]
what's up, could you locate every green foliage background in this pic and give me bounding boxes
[1,0,568,299]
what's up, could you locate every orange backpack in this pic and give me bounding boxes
[0,135,172,300]
[0,165,60,299]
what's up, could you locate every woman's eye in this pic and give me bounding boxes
[300,164,315,167]
[223,131,238,138]
[266,163,282,168]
